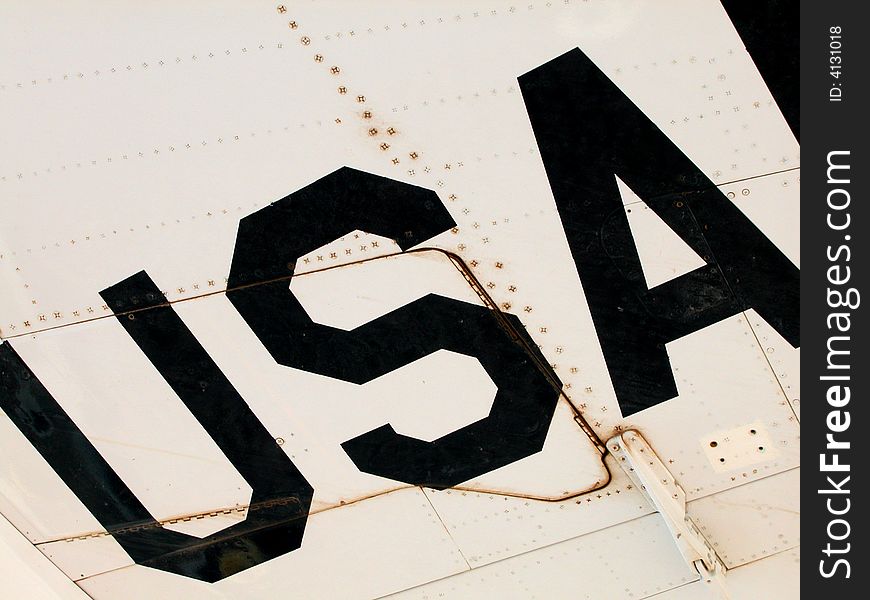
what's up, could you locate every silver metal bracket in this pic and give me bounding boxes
[607,430,731,599]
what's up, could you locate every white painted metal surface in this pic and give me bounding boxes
[1,1,799,598]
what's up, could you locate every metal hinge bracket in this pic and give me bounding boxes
[607,430,731,599]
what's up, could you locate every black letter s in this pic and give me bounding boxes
[226,167,560,488]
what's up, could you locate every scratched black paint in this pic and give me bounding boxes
[519,48,799,415]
